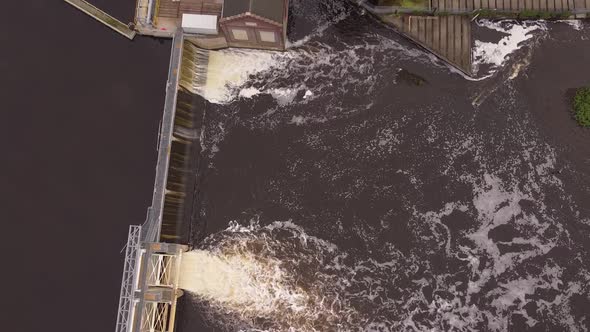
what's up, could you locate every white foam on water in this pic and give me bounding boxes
[558,19,584,31]
[238,87,261,99]
[200,49,288,104]
[186,8,590,331]
[473,20,546,75]
[178,221,371,331]
[286,0,352,48]
[239,87,306,106]
[290,115,308,125]
[269,88,299,106]
[179,250,310,315]
[186,126,590,331]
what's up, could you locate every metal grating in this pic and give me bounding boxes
[115,225,142,332]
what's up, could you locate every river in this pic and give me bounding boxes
[174,0,590,331]
[4,0,588,331]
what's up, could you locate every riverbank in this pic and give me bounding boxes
[357,0,589,75]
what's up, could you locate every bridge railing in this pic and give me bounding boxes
[359,0,590,15]
[115,225,142,332]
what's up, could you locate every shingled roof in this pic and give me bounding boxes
[222,0,285,24]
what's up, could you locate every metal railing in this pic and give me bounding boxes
[135,0,158,26]
[64,0,136,39]
[144,29,185,244]
[357,0,590,15]
[115,225,142,332]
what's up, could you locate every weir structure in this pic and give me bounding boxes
[62,0,590,330]
[114,29,193,332]
[63,0,208,328]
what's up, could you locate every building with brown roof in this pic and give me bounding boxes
[134,0,289,50]
[220,0,289,50]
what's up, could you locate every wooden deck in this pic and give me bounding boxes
[157,0,223,18]
[385,15,472,75]
[430,0,590,12]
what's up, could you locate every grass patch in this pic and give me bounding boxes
[374,0,428,8]
[473,9,572,20]
[574,87,590,128]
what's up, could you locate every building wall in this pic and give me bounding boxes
[220,15,285,50]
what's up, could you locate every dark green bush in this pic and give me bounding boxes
[574,87,590,128]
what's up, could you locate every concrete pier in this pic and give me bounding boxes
[64,0,137,39]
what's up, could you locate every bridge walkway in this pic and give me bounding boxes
[64,0,137,40]
[430,0,590,13]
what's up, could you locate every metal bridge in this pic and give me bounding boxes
[114,29,188,332]
[64,0,137,39]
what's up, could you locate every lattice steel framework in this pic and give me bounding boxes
[141,302,170,332]
[115,225,142,332]
[146,254,176,287]
[114,30,186,332]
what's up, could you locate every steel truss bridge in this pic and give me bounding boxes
[115,29,188,332]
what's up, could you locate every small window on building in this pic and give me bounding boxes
[232,29,249,41]
[245,22,258,27]
[259,31,276,43]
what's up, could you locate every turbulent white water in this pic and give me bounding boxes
[179,2,590,330]
[472,20,547,76]
[179,138,589,332]
[179,221,366,331]
[199,49,288,104]
[179,249,312,317]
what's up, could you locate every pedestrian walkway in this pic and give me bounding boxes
[64,0,136,40]
[430,0,590,13]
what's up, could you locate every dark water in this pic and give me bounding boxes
[177,1,590,331]
[5,1,589,332]
[3,1,170,331]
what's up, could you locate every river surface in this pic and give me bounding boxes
[175,1,590,331]
[3,1,170,332]
[5,0,588,332]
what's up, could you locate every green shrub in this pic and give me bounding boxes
[574,87,590,128]
[519,10,541,19]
